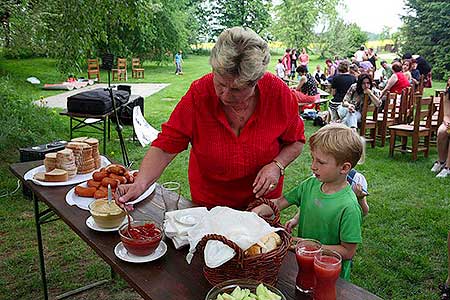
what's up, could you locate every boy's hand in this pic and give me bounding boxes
[285,217,299,233]
[251,204,274,217]
[352,183,368,199]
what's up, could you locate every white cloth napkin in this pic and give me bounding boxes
[186,206,283,268]
[163,207,208,249]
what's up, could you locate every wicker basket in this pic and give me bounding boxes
[196,198,292,286]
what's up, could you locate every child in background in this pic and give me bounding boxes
[253,124,364,281]
[275,58,286,81]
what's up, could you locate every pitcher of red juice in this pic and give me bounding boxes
[295,239,322,294]
[313,249,342,300]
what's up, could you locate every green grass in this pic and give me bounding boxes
[0,54,448,300]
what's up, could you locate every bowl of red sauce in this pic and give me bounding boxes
[118,220,163,256]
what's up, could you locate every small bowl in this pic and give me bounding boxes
[118,220,163,256]
[89,199,126,229]
[205,279,286,300]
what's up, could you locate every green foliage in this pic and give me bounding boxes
[272,0,339,48]
[0,75,66,158]
[402,0,450,79]
[212,0,272,37]
[315,19,368,58]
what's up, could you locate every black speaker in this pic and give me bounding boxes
[111,95,144,125]
[101,53,114,71]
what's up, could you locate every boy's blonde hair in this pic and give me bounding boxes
[309,124,364,168]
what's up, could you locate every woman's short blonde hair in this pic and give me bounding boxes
[210,27,270,88]
[309,124,364,168]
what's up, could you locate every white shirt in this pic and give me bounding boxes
[354,50,366,62]
[275,63,285,78]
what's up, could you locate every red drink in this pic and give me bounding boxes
[313,250,342,300]
[295,239,322,294]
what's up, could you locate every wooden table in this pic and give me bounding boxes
[10,160,383,300]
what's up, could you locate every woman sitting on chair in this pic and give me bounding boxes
[336,74,381,130]
[291,65,320,105]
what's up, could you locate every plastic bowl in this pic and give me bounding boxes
[205,279,286,300]
[118,220,163,256]
[88,199,126,229]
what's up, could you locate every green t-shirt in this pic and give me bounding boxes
[285,176,363,280]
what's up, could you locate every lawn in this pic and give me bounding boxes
[0,54,448,300]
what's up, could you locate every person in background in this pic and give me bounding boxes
[380,62,411,99]
[337,73,381,130]
[314,65,327,85]
[275,58,286,82]
[367,48,377,70]
[349,63,361,79]
[174,50,183,75]
[354,46,366,62]
[359,58,374,74]
[379,60,393,88]
[116,27,305,210]
[282,48,291,78]
[329,60,357,121]
[402,59,413,83]
[410,59,421,88]
[291,65,320,107]
[431,78,450,178]
[252,124,364,281]
[289,48,298,80]
[326,59,337,83]
[299,48,310,72]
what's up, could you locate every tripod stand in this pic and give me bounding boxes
[102,54,131,168]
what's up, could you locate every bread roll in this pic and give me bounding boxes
[245,244,262,257]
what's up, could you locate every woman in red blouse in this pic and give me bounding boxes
[116,27,305,209]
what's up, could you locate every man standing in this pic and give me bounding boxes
[174,50,183,75]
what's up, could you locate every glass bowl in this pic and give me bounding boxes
[205,279,286,300]
[118,220,163,256]
[88,198,126,229]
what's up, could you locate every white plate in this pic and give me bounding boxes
[114,241,167,263]
[85,216,129,232]
[175,214,199,226]
[66,180,156,211]
[24,156,111,186]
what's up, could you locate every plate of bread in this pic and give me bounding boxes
[65,165,155,210]
[24,138,109,186]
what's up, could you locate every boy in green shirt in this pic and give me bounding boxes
[253,124,363,280]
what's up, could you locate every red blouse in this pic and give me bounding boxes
[152,72,305,209]
[390,71,410,94]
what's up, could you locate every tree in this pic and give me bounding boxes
[315,19,368,59]
[402,0,450,79]
[1,0,192,73]
[207,0,272,40]
[272,0,340,48]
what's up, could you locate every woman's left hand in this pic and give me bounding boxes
[253,162,281,198]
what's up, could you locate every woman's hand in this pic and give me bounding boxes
[253,162,281,198]
[114,183,146,210]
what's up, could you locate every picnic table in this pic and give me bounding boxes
[10,159,383,300]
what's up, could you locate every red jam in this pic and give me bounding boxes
[120,223,162,256]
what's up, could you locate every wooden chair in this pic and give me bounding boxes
[112,58,127,81]
[388,95,433,160]
[132,58,145,79]
[415,74,424,95]
[376,92,398,147]
[428,91,445,145]
[359,94,378,148]
[87,58,100,81]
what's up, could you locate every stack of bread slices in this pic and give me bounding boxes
[44,153,57,172]
[66,141,96,174]
[85,138,101,169]
[56,148,77,178]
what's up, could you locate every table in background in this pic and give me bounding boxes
[9,160,383,300]
[59,109,111,154]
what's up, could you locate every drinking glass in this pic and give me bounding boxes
[161,181,180,217]
[313,249,342,300]
[295,239,322,294]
